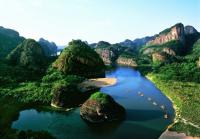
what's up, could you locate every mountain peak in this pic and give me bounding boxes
[147,23,185,46]
[184,25,198,35]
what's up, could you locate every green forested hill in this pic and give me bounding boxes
[53,40,105,78]
[0,26,24,59]
[7,39,47,70]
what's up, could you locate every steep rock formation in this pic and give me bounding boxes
[94,41,118,65]
[116,56,137,67]
[80,92,125,123]
[95,48,117,64]
[184,25,198,35]
[53,40,105,78]
[6,39,46,70]
[147,23,185,46]
[162,48,176,56]
[152,52,166,63]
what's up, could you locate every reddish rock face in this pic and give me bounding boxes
[95,48,117,64]
[162,48,176,56]
[116,56,137,67]
[152,52,166,62]
[147,23,185,46]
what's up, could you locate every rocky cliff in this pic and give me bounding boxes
[95,48,117,64]
[116,56,137,67]
[184,25,198,35]
[152,52,166,63]
[80,92,125,123]
[147,23,185,46]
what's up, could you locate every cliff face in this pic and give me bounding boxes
[152,52,166,63]
[162,48,176,56]
[147,23,185,46]
[95,48,117,64]
[184,26,198,35]
[116,56,137,67]
[80,92,125,123]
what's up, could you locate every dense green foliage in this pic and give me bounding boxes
[154,62,200,82]
[53,40,105,78]
[7,39,47,70]
[90,92,110,104]
[0,27,24,59]
[147,74,200,136]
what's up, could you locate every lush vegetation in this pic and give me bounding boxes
[7,39,47,70]
[53,40,105,78]
[0,27,24,59]
[90,92,110,104]
[147,74,200,136]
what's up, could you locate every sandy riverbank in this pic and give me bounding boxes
[78,78,117,92]
[159,131,200,139]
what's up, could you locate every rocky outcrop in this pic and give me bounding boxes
[51,83,87,108]
[53,40,105,78]
[152,52,166,63]
[80,92,125,123]
[116,56,137,67]
[162,48,176,56]
[184,25,198,35]
[95,48,117,64]
[147,23,185,46]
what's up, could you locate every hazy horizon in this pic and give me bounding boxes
[0,0,199,46]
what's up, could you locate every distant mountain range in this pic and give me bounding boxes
[0,26,58,59]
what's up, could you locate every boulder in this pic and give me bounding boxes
[80,92,125,123]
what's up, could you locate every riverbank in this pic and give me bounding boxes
[78,78,117,92]
[147,73,200,138]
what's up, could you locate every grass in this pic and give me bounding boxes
[90,92,110,104]
[147,73,200,137]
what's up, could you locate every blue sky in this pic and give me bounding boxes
[0,0,199,45]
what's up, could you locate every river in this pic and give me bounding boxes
[12,66,175,139]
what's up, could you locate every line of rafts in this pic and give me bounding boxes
[137,91,169,119]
